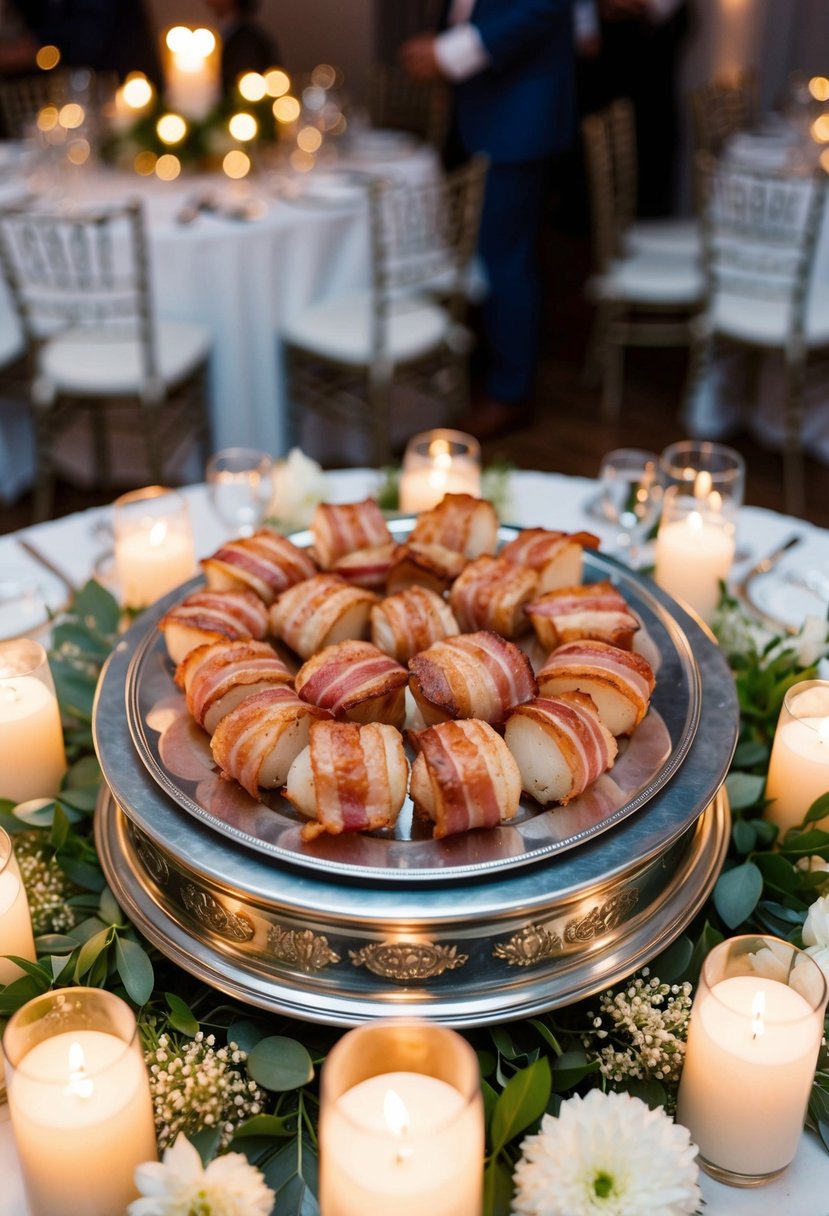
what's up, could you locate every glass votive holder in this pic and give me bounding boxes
[0,638,67,804]
[399,429,482,515]
[205,445,274,537]
[319,1019,484,1216]
[676,935,827,1187]
[653,484,736,623]
[765,679,829,835]
[113,485,196,610]
[3,987,158,1216]
[659,439,746,508]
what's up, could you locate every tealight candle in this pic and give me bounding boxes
[113,486,196,610]
[0,639,66,804]
[653,486,736,622]
[399,429,482,515]
[3,988,158,1216]
[319,1019,484,1216]
[676,935,826,1186]
[765,680,829,834]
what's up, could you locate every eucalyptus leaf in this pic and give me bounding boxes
[50,659,96,721]
[227,1018,269,1054]
[65,755,101,788]
[13,799,57,828]
[647,934,694,982]
[753,852,798,894]
[261,1137,319,1216]
[482,1159,514,1216]
[490,1057,552,1156]
[189,1126,223,1166]
[58,786,100,814]
[165,991,199,1036]
[58,854,106,891]
[725,771,765,810]
[248,1036,314,1092]
[35,933,79,954]
[731,739,769,768]
[752,818,779,847]
[233,1114,297,1140]
[115,937,154,1005]
[732,818,756,854]
[713,861,763,928]
[72,579,121,635]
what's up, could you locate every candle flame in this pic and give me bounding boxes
[428,438,453,472]
[148,520,169,547]
[751,990,766,1039]
[694,471,713,498]
[383,1088,410,1138]
[688,510,703,533]
[66,1040,94,1099]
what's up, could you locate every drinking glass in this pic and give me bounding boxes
[206,447,274,537]
[658,439,746,509]
[597,448,663,566]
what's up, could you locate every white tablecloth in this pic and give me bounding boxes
[0,141,439,498]
[1,468,829,1213]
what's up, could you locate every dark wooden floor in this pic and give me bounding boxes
[3,226,827,535]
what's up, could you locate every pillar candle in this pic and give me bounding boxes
[113,487,196,610]
[320,1021,483,1216]
[164,26,220,121]
[676,936,826,1185]
[4,990,158,1216]
[399,430,481,515]
[0,642,66,805]
[0,830,36,1101]
[654,492,735,622]
[765,681,829,834]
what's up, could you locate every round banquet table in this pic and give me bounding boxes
[0,136,440,498]
[1,468,828,1213]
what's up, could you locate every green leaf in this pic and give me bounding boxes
[803,793,829,826]
[164,992,200,1036]
[50,803,70,850]
[490,1026,518,1060]
[65,755,101,788]
[248,1036,314,1092]
[725,771,765,810]
[35,933,79,954]
[50,659,96,721]
[72,579,121,635]
[648,934,694,982]
[752,818,779,847]
[732,739,769,768]
[753,852,797,894]
[551,1049,599,1093]
[260,1136,319,1216]
[115,937,154,1005]
[732,818,756,854]
[233,1113,296,1140]
[75,926,111,978]
[13,799,57,828]
[1,955,51,982]
[58,786,100,814]
[528,1018,562,1057]
[189,1126,222,1166]
[0,973,51,1014]
[227,1018,269,1054]
[58,855,106,891]
[688,921,724,983]
[621,1077,668,1109]
[489,1057,552,1156]
[98,886,123,926]
[713,861,763,928]
[483,1159,514,1216]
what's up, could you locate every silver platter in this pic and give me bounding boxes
[120,526,700,882]
[93,548,738,1026]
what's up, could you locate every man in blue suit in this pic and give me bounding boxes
[401,0,575,439]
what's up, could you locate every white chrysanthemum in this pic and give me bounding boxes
[512,1090,700,1216]
[129,1133,274,1216]
[268,447,328,529]
[803,894,829,949]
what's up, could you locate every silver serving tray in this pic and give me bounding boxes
[119,522,700,883]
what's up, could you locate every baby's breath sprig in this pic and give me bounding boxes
[14,831,78,936]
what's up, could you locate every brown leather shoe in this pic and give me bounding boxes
[454,399,530,441]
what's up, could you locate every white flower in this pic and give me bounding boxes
[511,1089,700,1216]
[805,944,829,989]
[796,855,829,874]
[747,937,796,983]
[268,447,328,529]
[129,1133,274,1216]
[803,893,829,949]
[791,616,829,668]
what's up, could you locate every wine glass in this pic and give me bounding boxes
[597,448,663,567]
[206,447,274,538]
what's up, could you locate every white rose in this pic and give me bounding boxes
[748,938,795,983]
[805,944,829,989]
[268,448,328,529]
[803,893,829,949]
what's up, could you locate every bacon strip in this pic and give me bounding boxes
[179,640,293,731]
[312,500,392,569]
[202,530,318,604]
[409,493,498,558]
[500,529,600,568]
[211,686,329,798]
[409,630,537,726]
[537,640,655,737]
[449,556,538,637]
[525,581,640,651]
[410,719,520,838]
[505,693,617,805]
[269,574,378,659]
[295,640,407,726]
[371,586,459,662]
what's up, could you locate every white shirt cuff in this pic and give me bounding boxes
[435,24,491,82]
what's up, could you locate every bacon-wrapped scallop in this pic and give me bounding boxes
[409,718,521,838]
[408,630,537,728]
[158,588,269,666]
[525,581,640,652]
[385,542,466,597]
[311,499,392,569]
[504,692,617,806]
[408,492,498,559]
[449,555,538,638]
[371,586,459,663]
[176,639,293,734]
[202,530,318,605]
[537,640,655,737]
[330,542,403,590]
[268,574,378,660]
[500,529,600,592]
[284,719,409,841]
[211,686,331,798]
[295,640,408,729]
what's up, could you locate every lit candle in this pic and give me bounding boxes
[4,989,158,1216]
[113,486,196,610]
[653,488,736,622]
[0,828,36,1101]
[399,430,482,515]
[0,640,66,804]
[320,1021,483,1216]
[164,25,220,121]
[765,680,829,834]
[676,936,826,1185]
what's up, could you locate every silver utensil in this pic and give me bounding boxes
[734,533,804,634]
[16,537,79,598]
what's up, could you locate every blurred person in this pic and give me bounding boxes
[400,0,576,441]
[5,0,162,85]
[203,0,281,98]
